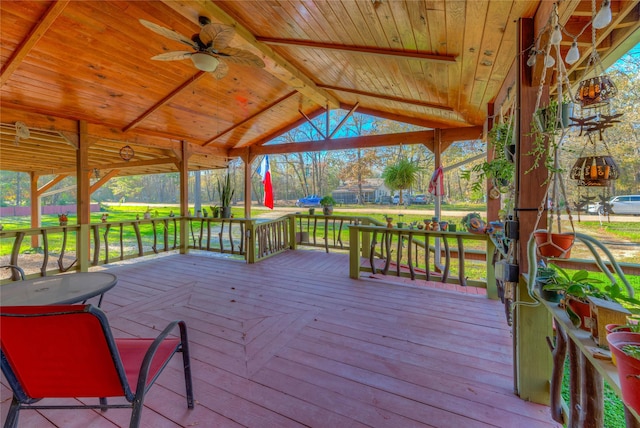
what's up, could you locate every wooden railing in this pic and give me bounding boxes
[254,217,290,262]
[187,217,248,257]
[347,224,496,293]
[290,214,380,252]
[0,218,180,280]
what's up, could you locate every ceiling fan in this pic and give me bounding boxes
[140,16,265,79]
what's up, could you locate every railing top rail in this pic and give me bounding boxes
[352,224,489,240]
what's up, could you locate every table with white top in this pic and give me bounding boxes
[0,272,117,306]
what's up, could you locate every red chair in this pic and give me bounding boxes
[0,304,194,428]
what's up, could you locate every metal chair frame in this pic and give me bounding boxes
[0,304,194,428]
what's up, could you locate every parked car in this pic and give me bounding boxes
[295,195,322,207]
[608,195,640,215]
[586,202,602,215]
[412,194,427,204]
[392,195,400,205]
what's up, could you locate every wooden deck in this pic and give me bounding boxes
[1,250,560,427]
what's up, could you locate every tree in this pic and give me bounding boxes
[382,158,422,204]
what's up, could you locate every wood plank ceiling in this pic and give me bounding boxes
[0,0,638,178]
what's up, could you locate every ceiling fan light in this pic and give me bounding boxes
[565,41,580,64]
[191,52,219,72]
[593,0,612,29]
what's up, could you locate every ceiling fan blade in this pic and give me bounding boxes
[150,51,193,61]
[139,19,197,49]
[216,48,265,68]
[210,60,229,79]
[199,23,235,50]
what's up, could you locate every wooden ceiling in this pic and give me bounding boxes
[1,0,638,177]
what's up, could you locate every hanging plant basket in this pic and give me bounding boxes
[574,75,617,109]
[571,155,620,187]
[534,231,575,259]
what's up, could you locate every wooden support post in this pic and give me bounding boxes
[349,225,360,279]
[76,121,90,272]
[179,141,190,254]
[485,237,497,299]
[243,150,255,219]
[360,217,370,259]
[515,276,553,404]
[513,17,553,405]
[246,220,256,263]
[486,102,500,223]
[29,173,40,248]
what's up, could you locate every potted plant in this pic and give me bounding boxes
[541,264,608,330]
[217,173,235,219]
[607,332,640,414]
[535,264,562,302]
[461,212,486,234]
[58,213,68,226]
[461,121,515,193]
[319,195,336,215]
[209,206,219,218]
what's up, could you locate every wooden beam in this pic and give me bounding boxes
[36,174,69,196]
[342,105,464,129]
[122,72,208,132]
[90,170,119,194]
[254,37,457,63]
[162,0,339,109]
[328,103,359,139]
[0,0,69,86]
[253,108,327,146]
[231,127,481,157]
[317,84,454,112]
[204,91,297,146]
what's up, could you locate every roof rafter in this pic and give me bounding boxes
[122,72,208,133]
[204,91,298,147]
[318,84,454,112]
[254,37,457,64]
[0,0,69,86]
[161,0,340,109]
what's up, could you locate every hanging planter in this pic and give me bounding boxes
[575,75,617,109]
[607,332,640,415]
[571,155,620,187]
[534,231,575,259]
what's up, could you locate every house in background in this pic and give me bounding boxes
[332,179,390,204]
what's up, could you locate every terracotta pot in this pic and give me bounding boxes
[534,232,574,259]
[607,332,640,414]
[606,324,633,366]
[566,297,591,331]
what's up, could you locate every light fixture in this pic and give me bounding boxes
[190,52,219,72]
[93,168,100,179]
[527,50,537,67]
[545,53,556,68]
[593,0,612,29]
[565,41,580,64]
[550,25,562,45]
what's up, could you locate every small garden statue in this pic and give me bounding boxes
[101,213,109,223]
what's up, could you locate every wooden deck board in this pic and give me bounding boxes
[1,250,560,427]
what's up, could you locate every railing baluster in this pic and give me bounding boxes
[151,219,159,253]
[133,222,143,257]
[442,234,450,283]
[91,224,100,266]
[456,234,466,286]
[104,224,111,263]
[370,230,378,274]
[383,231,391,274]
[425,234,431,282]
[41,229,49,276]
[407,233,415,280]
[119,223,124,260]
